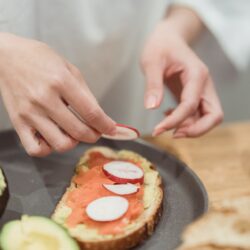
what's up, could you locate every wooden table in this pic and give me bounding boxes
[144,122,250,205]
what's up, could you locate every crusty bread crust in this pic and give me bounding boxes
[53,147,163,250]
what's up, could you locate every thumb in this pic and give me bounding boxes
[142,60,165,110]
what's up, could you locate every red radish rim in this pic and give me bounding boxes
[103,167,144,184]
[102,183,139,195]
[102,161,144,184]
[115,123,140,137]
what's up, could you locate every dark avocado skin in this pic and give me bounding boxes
[0,168,9,218]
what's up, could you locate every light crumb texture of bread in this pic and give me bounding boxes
[52,146,163,250]
[177,196,250,250]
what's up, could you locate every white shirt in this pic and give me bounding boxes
[0,0,250,133]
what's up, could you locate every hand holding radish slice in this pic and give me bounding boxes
[103,161,144,184]
[86,196,129,222]
[103,183,139,195]
[102,124,140,140]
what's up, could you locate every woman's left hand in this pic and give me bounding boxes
[141,20,223,138]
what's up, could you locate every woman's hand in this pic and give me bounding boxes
[0,33,116,156]
[141,8,223,138]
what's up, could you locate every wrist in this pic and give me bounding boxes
[0,33,19,90]
[163,5,204,44]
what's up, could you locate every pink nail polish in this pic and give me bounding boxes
[146,95,157,109]
[109,128,117,136]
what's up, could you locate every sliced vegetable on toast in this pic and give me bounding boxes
[103,183,139,195]
[103,161,144,184]
[52,146,163,250]
[0,215,80,250]
[0,167,9,217]
[102,124,140,140]
[86,196,129,222]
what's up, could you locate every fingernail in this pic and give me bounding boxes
[146,95,157,109]
[109,127,117,136]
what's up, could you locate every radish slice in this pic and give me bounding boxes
[103,183,139,195]
[86,196,129,222]
[102,123,140,140]
[103,161,144,184]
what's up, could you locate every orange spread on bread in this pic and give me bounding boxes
[66,152,144,235]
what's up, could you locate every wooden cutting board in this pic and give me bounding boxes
[144,122,250,205]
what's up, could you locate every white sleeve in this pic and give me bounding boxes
[172,0,250,70]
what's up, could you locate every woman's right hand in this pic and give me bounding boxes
[0,33,116,157]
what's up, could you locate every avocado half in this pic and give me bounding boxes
[0,215,80,250]
[0,167,9,217]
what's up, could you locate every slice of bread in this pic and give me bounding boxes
[177,196,250,250]
[52,146,163,250]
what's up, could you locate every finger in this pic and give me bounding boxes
[142,58,165,109]
[153,100,198,136]
[175,110,222,137]
[67,63,96,98]
[1,93,52,157]
[60,73,116,135]
[163,108,174,116]
[45,98,100,143]
[173,112,200,138]
[15,123,52,157]
[174,80,223,137]
[153,66,207,136]
[182,113,222,137]
[29,114,78,153]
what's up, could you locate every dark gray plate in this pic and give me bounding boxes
[0,130,208,250]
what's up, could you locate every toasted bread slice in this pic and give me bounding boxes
[178,196,250,250]
[52,147,163,250]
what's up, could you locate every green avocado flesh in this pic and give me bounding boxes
[0,216,80,250]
